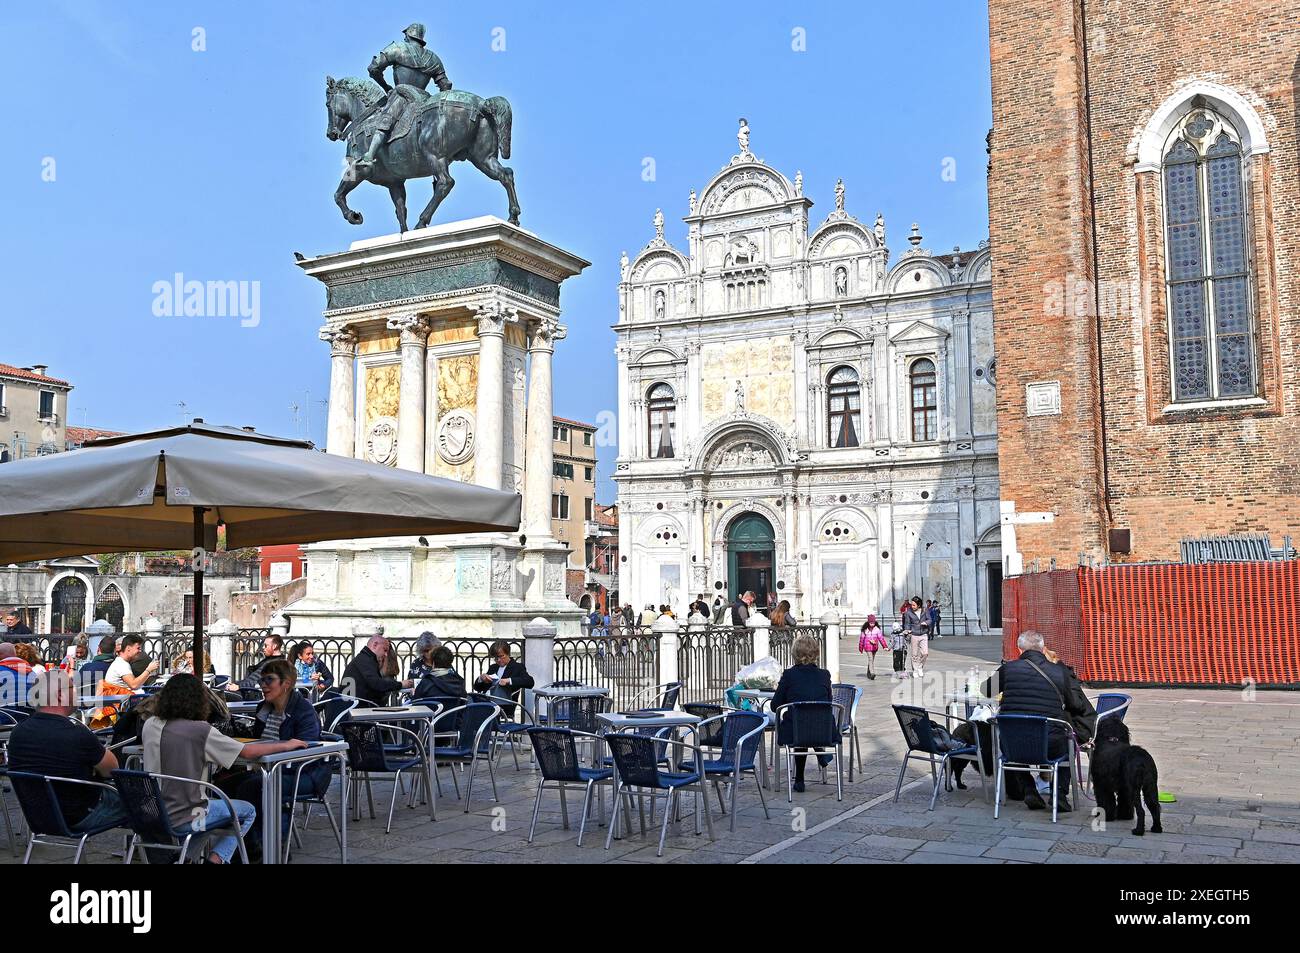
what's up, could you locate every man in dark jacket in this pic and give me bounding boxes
[342,636,412,705]
[982,631,1096,811]
[473,641,533,718]
[730,591,754,627]
[414,645,467,702]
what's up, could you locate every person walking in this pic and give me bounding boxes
[889,610,908,681]
[903,597,929,679]
[858,614,887,680]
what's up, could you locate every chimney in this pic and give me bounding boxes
[31,364,48,376]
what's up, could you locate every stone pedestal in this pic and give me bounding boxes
[290,217,590,641]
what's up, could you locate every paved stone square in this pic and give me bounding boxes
[6,635,1297,865]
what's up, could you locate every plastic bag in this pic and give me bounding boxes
[735,656,783,691]
[968,704,995,723]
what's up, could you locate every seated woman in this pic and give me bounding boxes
[288,641,334,690]
[413,645,466,702]
[408,631,442,683]
[771,634,834,793]
[142,673,307,864]
[472,641,533,717]
[171,649,214,676]
[224,658,331,856]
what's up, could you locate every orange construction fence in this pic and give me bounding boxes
[1002,561,1300,686]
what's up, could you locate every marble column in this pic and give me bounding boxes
[321,326,358,457]
[472,300,515,490]
[523,316,566,540]
[387,313,430,472]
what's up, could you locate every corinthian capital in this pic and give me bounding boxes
[471,300,518,338]
[386,312,431,346]
[319,325,358,358]
[527,316,567,352]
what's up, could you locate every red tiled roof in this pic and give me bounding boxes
[0,363,71,387]
[66,426,124,444]
[553,415,596,430]
[593,503,619,527]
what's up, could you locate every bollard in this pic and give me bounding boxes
[208,618,237,680]
[820,610,842,682]
[652,614,681,687]
[523,616,556,719]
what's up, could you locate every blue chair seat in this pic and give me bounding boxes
[678,757,753,775]
[577,767,613,783]
[1002,752,1067,765]
[654,770,702,789]
[433,745,474,760]
[375,755,423,772]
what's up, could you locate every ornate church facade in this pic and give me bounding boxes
[613,130,1002,632]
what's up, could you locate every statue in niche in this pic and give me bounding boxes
[733,379,746,414]
[654,289,665,319]
[834,266,848,297]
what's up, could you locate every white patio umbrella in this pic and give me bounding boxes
[0,421,521,671]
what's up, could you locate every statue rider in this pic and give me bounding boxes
[357,23,453,173]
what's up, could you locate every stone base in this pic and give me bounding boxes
[291,534,583,641]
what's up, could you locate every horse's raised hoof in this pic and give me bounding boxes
[415,218,432,230]
[508,212,521,226]
[345,211,363,225]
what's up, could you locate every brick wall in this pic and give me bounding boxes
[988,0,1300,565]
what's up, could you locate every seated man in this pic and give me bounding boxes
[982,630,1096,811]
[104,634,159,692]
[414,645,466,702]
[341,635,413,705]
[472,641,532,717]
[7,671,128,833]
[0,643,36,707]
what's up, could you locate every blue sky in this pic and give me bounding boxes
[0,1,991,503]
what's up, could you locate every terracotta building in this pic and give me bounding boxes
[551,416,598,568]
[987,0,1300,571]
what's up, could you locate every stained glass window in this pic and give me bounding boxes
[1162,110,1255,401]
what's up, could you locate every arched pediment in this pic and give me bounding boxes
[690,413,795,471]
[814,507,877,542]
[885,255,952,293]
[811,326,869,349]
[809,219,879,258]
[631,246,688,281]
[631,346,683,367]
[961,247,992,284]
[1130,80,1271,172]
[697,161,796,216]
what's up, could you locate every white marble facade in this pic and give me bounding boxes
[614,132,1003,632]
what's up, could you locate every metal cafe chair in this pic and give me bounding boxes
[627,681,685,711]
[110,769,250,864]
[524,727,613,846]
[992,714,1076,823]
[341,721,436,831]
[773,701,846,802]
[679,710,770,831]
[831,683,864,781]
[603,731,715,857]
[892,704,986,810]
[429,702,501,813]
[8,772,124,864]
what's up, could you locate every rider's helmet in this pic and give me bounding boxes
[403,23,426,46]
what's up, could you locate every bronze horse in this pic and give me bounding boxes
[325,75,520,232]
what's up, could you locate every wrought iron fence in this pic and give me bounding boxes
[10,631,179,669]
[251,631,522,688]
[559,627,660,711]
[676,625,753,704]
[765,624,827,669]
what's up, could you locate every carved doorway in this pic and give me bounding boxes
[726,513,775,607]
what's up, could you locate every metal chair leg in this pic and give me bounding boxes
[386,770,402,833]
[753,769,770,820]
[604,781,623,850]
[577,781,593,847]
[993,760,1004,819]
[558,782,569,830]
[657,788,674,856]
[527,779,544,843]
[894,754,909,802]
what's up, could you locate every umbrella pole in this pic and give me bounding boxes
[193,506,205,676]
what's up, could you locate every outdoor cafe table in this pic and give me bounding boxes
[532,684,610,727]
[119,740,349,865]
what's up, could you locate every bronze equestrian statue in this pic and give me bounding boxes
[325,23,521,232]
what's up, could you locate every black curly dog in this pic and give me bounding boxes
[1090,719,1162,836]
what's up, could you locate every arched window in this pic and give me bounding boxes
[647,383,676,458]
[827,365,861,448]
[1162,107,1255,401]
[910,359,937,442]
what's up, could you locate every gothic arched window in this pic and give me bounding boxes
[910,359,937,442]
[1162,108,1255,401]
[827,365,862,448]
[647,383,676,458]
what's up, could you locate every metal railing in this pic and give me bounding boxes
[676,625,754,704]
[556,628,661,711]
[250,632,523,688]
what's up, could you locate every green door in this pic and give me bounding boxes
[726,513,775,606]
